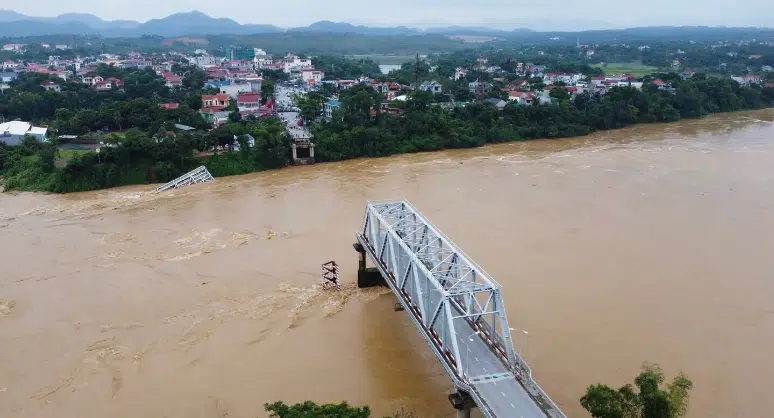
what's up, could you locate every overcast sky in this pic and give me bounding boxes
[3,0,773,31]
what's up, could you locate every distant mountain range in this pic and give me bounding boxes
[0,10,528,38]
[0,10,771,41]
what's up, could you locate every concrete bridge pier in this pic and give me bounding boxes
[352,243,386,288]
[449,390,475,418]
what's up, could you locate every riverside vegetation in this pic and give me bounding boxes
[265,363,693,418]
[1,64,773,193]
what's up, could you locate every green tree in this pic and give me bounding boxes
[295,91,326,121]
[263,401,417,418]
[549,86,571,102]
[261,79,276,103]
[264,401,370,418]
[580,363,693,418]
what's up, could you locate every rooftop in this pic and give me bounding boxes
[0,121,47,137]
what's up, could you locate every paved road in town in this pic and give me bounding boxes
[276,85,312,140]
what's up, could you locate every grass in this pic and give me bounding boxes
[55,148,91,168]
[594,62,659,78]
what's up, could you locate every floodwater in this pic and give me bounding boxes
[2,110,774,418]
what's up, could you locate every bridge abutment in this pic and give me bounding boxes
[449,390,475,418]
[352,243,386,288]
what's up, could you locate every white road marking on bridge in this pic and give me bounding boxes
[482,367,487,372]
[510,403,515,408]
[475,357,479,362]
[501,391,506,397]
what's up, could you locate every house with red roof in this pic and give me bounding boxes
[237,92,261,109]
[159,103,180,110]
[40,80,60,92]
[94,77,123,91]
[201,93,231,112]
[162,72,182,87]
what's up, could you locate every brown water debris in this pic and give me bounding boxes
[0,299,16,317]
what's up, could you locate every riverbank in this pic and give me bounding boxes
[3,77,773,194]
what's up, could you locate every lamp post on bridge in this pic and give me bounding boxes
[510,328,529,363]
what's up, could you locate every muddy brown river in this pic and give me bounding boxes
[2,110,774,418]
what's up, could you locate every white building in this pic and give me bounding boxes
[282,54,313,73]
[190,55,217,68]
[219,82,255,99]
[255,57,275,69]
[301,69,324,83]
[2,44,25,52]
[0,121,48,146]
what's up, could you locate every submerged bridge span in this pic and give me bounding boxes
[354,200,566,418]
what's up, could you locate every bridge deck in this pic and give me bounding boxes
[357,200,565,418]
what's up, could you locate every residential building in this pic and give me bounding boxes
[201,93,231,111]
[281,54,312,73]
[200,110,230,126]
[94,77,123,91]
[468,81,491,94]
[237,92,261,110]
[732,74,763,85]
[190,55,218,68]
[159,103,180,110]
[337,80,357,90]
[301,68,325,84]
[454,67,468,81]
[40,80,60,92]
[512,79,531,91]
[419,81,443,94]
[162,72,182,87]
[324,99,341,118]
[2,44,25,52]
[220,83,254,99]
[0,71,18,83]
[506,90,522,102]
[120,59,151,70]
[255,57,274,69]
[82,74,103,86]
[485,98,507,109]
[0,121,48,146]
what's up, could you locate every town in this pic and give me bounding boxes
[1,35,774,192]
[3,6,774,418]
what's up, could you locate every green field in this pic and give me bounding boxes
[55,148,91,168]
[346,54,418,65]
[594,62,659,77]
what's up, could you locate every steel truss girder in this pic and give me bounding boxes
[358,200,567,418]
[361,201,520,374]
